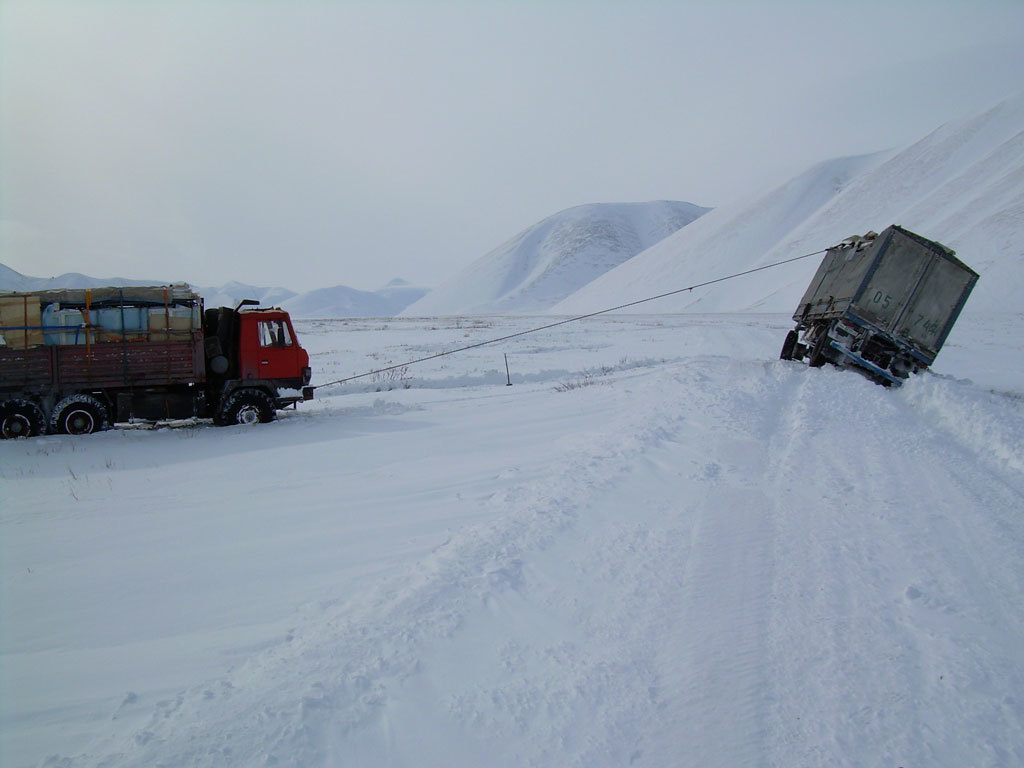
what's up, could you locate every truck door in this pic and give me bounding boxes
[254,316,303,381]
[238,313,304,382]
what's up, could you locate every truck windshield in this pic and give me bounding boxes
[258,319,293,347]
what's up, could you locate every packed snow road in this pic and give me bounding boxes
[2,314,1022,767]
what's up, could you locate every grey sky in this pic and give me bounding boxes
[2,0,1023,292]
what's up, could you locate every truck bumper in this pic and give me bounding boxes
[830,342,904,386]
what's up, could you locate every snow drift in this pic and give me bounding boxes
[554,96,1024,316]
[402,201,710,316]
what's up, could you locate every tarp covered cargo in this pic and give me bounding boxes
[0,285,203,348]
[0,283,200,309]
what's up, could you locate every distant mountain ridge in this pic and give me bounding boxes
[281,280,428,319]
[402,201,710,316]
[0,265,427,318]
[200,282,298,310]
[0,263,161,293]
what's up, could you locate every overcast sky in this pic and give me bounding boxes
[2,0,1023,292]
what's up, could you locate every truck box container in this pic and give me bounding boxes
[783,225,978,385]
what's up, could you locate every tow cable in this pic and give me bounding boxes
[310,248,827,392]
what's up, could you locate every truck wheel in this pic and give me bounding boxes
[1,399,45,439]
[218,389,275,426]
[779,330,799,361]
[808,332,830,368]
[50,394,110,435]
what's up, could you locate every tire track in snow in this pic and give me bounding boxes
[435,357,792,767]
[632,358,785,766]
[50,360,708,767]
[761,364,1024,767]
[759,366,933,766]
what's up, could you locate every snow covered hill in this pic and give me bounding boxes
[402,201,710,316]
[554,96,1024,316]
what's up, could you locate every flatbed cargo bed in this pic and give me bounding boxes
[0,338,204,391]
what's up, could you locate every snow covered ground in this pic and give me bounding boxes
[2,312,1023,767]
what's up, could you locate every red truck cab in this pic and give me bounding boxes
[236,308,311,388]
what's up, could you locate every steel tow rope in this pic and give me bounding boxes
[310,248,827,391]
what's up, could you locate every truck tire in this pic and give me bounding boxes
[50,394,110,435]
[779,330,799,361]
[217,389,275,426]
[1,399,45,439]
[808,332,830,368]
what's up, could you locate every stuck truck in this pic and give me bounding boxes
[0,285,313,437]
[780,225,978,386]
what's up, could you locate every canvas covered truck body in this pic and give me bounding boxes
[0,285,312,437]
[781,225,978,385]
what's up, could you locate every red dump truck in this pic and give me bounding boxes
[0,285,312,437]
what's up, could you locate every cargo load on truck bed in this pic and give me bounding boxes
[780,225,978,385]
[0,284,201,348]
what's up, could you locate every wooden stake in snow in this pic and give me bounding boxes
[505,354,512,386]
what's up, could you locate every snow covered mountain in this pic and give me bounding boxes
[0,267,301,309]
[6,96,1020,322]
[375,278,431,312]
[0,266,426,318]
[196,281,298,310]
[402,201,710,316]
[282,279,428,319]
[191,279,428,318]
[555,96,1024,317]
[0,264,162,293]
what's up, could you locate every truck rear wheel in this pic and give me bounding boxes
[1,399,45,439]
[50,394,110,435]
[808,332,830,368]
[779,330,799,361]
[217,389,275,426]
